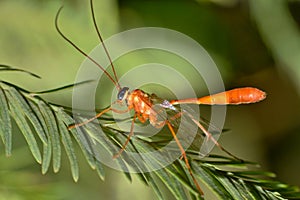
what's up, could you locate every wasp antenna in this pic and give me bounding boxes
[90,0,121,91]
[55,5,120,90]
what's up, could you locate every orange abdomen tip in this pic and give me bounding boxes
[198,87,266,105]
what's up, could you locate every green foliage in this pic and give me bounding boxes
[0,66,300,199]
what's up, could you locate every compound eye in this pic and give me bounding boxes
[117,87,129,101]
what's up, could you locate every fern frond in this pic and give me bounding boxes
[0,73,299,199]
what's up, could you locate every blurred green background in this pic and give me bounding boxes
[1,0,300,199]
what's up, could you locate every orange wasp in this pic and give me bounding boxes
[55,0,266,196]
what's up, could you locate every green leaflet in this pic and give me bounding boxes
[9,88,48,145]
[59,112,98,171]
[27,100,52,174]
[6,89,42,164]
[57,108,79,182]
[0,86,12,156]
[192,163,232,199]
[37,101,61,173]
[148,173,164,200]
[42,139,52,175]
[154,167,190,200]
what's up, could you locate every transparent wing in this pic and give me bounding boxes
[174,106,222,158]
[149,97,223,158]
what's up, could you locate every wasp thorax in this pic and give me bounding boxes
[117,87,130,101]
